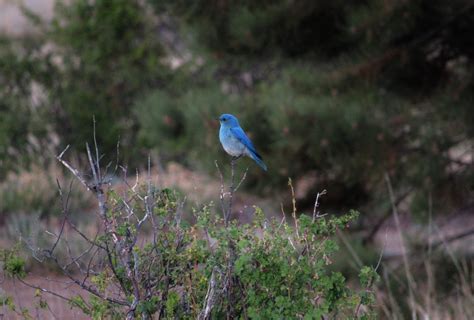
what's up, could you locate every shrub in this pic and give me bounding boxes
[44,0,169,160]
[0,0,171,168]
[1,144,378,319]
[0,35,53,178]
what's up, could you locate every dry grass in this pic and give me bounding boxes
[0,162,95,224]
[377,259,473,320]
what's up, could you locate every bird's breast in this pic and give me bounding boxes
[219,127,245,157]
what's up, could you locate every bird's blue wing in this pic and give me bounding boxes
[230,127,260,158]
[230,126,267,171]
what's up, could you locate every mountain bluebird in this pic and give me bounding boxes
[219,114,267,171]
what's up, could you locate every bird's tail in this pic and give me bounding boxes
[250,152,267,171]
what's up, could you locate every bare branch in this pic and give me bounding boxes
[288,178,299,239]
[92,115,101,181]
[385,173,417,317]
[312,189,327,223]
[215,160,226,224]
[57,145,89,189]
[48,179,73,255]
[234,166,249,193]
[199,267,222,320]
[17,278,77,305]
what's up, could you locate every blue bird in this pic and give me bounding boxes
[219,114,267,171]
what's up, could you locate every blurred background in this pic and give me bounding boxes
[0,0,473,318]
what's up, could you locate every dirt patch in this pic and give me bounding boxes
[1,273,89,319]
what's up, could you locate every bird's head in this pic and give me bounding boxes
[219,114,239,128]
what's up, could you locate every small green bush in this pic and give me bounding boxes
[1,245,26,278]
[4,153,378,319]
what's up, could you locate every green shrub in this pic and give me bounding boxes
[3,147,378,319]
[1,245,26,278]
[0,36,52,178]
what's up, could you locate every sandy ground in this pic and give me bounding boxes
[1,274,89,319]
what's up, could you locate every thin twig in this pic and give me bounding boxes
[234,167,249,193]
[354,229,386,318]
[215,160,227,224]
[198,267,221,320]
[312,189,327,223]
[227,158,237,227]
[86,143,99,186]
[114,140,121,173]
[363,187,413,244]
[288,178,299,239]
[48,179,73,255]
[57,145,89,189]
[278,203,287,229]
[92,115,101,181]
[17,278,76,305]
[336,229,363,268]
[385,173,417,318]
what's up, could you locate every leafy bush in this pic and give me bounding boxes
[0,35,53,178]
[44,0,169,159]
[0,0,171,168]
[1,245,26,278]
[1,146,378,319]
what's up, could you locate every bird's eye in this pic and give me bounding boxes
[223,118,227,121]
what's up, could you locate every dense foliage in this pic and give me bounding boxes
[142,0,474,213]
[0,0,168,170]
[1,0,473,217]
